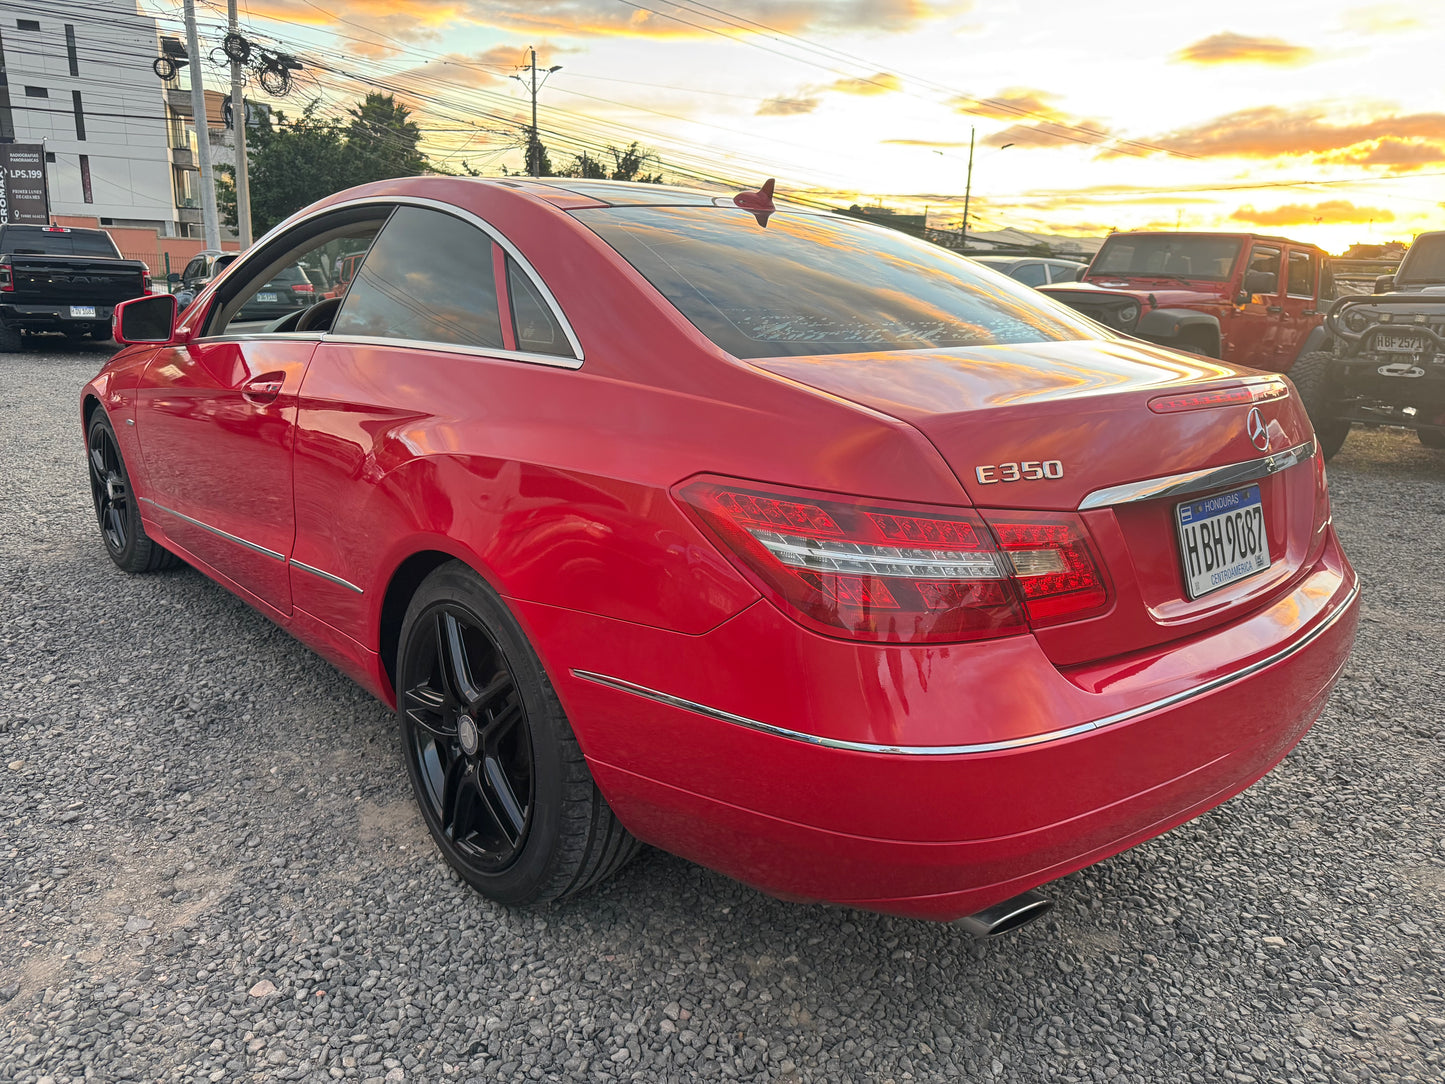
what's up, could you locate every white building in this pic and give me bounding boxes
[0,1,175,232]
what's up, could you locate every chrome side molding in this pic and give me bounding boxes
[1078,439,1315,510]
[571,576,1357,757]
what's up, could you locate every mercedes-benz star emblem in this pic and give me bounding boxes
[1246,406,1271,452]
[457,715,479,756]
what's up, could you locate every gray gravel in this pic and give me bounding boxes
[2,338,1442,1084]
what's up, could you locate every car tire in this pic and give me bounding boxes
[86,412,184,572]
[0,322,20,353]
[1418,426,1445,450]
[1289,351,1350,460]
[396,561,641,905]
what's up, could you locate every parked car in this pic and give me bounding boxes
[232,264,316,323]
[0,224,149,349]
[85,178,1358,932]
[1297,230,1445,457]
[970,255,1086,286]
[171,250,238,310]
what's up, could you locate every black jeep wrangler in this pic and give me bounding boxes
[1290,230,1445,458]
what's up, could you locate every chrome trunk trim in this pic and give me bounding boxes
[1078,439,1316,510]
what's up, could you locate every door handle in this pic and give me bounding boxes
[1266,306,1282,314]
[242,375,285,404]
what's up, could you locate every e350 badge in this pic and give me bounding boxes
[975,460,1065,484]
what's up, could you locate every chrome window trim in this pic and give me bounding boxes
[139,497,285,561]
[289,559,364,594]
[1077,439,1315,510]
[571,578,1357,757]
[190,195,584,367]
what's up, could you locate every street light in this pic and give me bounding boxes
[510,49,562,177]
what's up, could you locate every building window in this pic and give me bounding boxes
[17,19,40,31]
[65,25,79,77]
[79,154,93,203]
[72,91,85,140]
[45,151,56,162]
[23,86,47,97]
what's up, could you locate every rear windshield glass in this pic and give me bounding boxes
[0,227,120,258]
[574,207,1090,358]
[1090,236,1241,281]
[1397,234,1445,285]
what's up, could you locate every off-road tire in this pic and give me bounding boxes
[0,322,21,353]
[86,412,184,572]
[397,561,642,905]
[1418,426,1445,450]
[1289,351,1350,460]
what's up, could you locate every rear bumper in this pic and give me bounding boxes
[519,529,1358,921]
[1,302,119,328]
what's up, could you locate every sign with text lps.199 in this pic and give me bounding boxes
[0,144,50,225]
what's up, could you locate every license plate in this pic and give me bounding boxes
[69,305,96,318]
[256,292,278,303]
[1175,484,1270,599]
[1376,333,1424,354]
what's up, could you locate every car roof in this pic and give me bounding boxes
[1103,230,1327,253]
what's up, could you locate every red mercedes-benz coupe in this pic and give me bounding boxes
[85,177,1358,934]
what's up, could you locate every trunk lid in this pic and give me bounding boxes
[752,339,1328,665]
[9,256,147,305]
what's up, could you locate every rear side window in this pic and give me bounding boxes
[1013,262,1047,286]
[1287,251,1316,297]
[574,207,1088,358]
[506,256,571,356]
[333,206,503,349]
[0,227,119,257]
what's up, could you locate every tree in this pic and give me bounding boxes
[562,151,608,179]
[514,126,555,177]
[227,102,351,235]
[345,92,428,181]
[608,141,662,184]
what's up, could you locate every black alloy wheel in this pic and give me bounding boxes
[86,413,181,573]
[396,562,641,905]
[402,605,535,873]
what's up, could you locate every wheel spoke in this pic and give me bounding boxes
[403,684,455,739]
[479,695,523,751]
[438,754,469,841]
[480,755,527,844]
[88,445,107,480]
[435,612,482,705]
[106,506,127,547]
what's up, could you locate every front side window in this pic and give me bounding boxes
[575,207,1090,359]
[1248,246,1282,296]
[1287,251,1316,297]
[332,206,503,349]
[208,212,384,336]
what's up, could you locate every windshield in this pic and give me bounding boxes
[1396,234,1445,285]
[1090,236,1241,282]
[574,206,1092,358]
[0,227,122,258]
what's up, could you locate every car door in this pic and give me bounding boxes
[134,209,386,616]
[290,202,580,644]
[1230,243,1284,370]
[1279,247,1320,363]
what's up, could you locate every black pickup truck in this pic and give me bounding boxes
[0,224,150,350]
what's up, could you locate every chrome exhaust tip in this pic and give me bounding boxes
[957,890,1052,938]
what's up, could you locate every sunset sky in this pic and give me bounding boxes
[175,0,1444,253]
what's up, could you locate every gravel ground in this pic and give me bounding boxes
[1,339,1442,1084]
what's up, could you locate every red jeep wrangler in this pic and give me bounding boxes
[1040,231,1334,371]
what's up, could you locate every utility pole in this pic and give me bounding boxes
[228,0,252,248]
[183,0,221,251]
[960,127,975,252]
[511,49,561,178]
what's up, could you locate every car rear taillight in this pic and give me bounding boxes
[676,478,1111,643]
[141,269,152,295]
[979,511,1110,624]
[293,282,315,294]
[1148,379,1288,414]
[0,266,12,293]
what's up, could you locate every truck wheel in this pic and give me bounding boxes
[1418,427,1445,450]
[1289,351,1349,460]
[0,322,20,353]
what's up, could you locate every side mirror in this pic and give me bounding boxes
[114,294,179,345]
[1374,274,1396,293]
[1242,270,1277,296]
[167,272,181,285]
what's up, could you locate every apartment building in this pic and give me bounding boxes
[0,1,175,232]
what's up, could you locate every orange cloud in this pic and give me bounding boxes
[952,88,1114,149]
[827,73,902,96]
[757,96,820,117]
[240,0,966,40]
[1173,32,1314,66]
[1119,104,1445,165]
[1231,201,1395,226]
